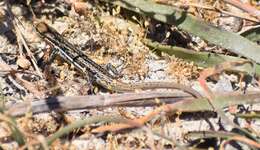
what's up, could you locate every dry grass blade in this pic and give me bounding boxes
[168,2,258,22]
[13,20,43,79]
[7,91,191,117]
[222,0,260,21]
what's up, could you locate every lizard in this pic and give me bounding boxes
[34,22,202,98]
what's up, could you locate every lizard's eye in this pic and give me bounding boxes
[35,22,48,34]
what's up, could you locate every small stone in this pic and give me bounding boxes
[16,56,31,70]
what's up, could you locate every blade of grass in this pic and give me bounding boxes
[144,39,259,76]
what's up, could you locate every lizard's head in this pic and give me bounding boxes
[35,22,49,34]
